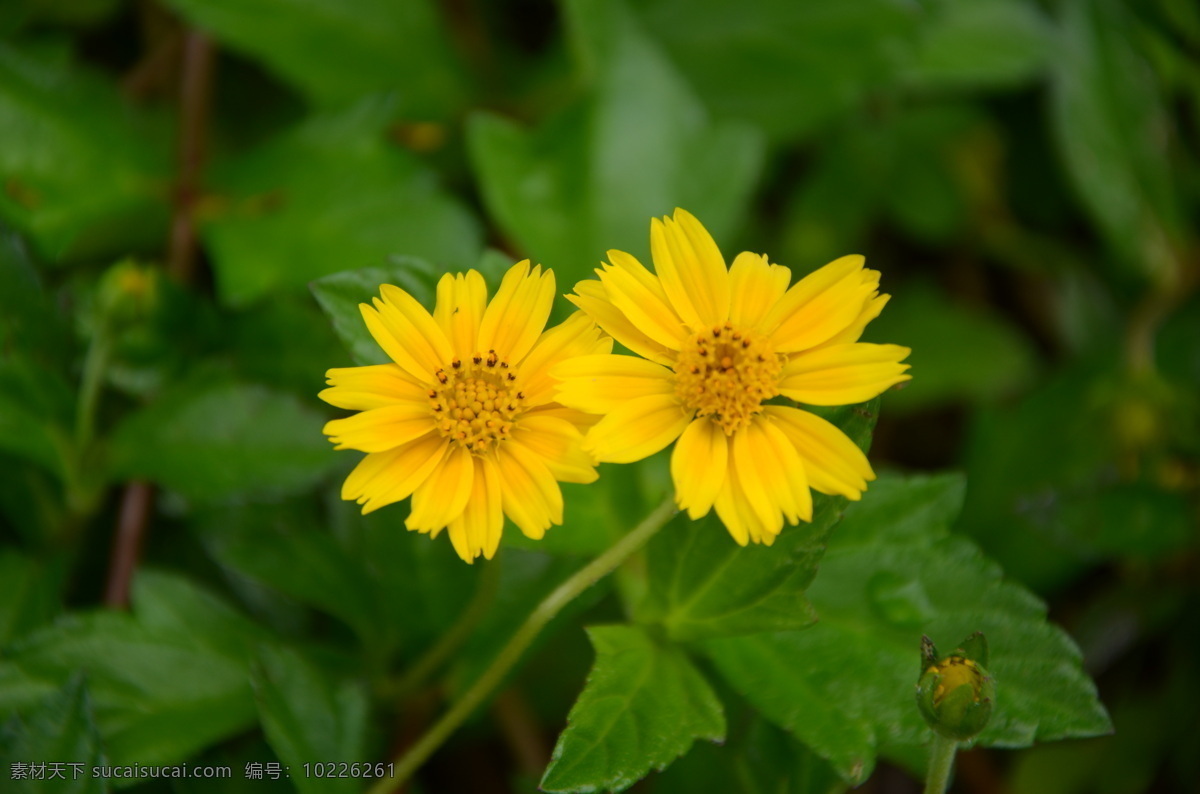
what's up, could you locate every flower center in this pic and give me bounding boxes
[674,322,782,435]
[428,350,524,454]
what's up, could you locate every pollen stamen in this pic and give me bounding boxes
[429,352,524,454]
[674,325,782,435]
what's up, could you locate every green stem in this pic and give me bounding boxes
[368,496,678,794]
[384,558,501,701]
[924,734,958,794]
[75,333,110,454]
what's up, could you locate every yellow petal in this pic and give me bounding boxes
[728,252,792,331]
[447,455,505,562]
[583,393,692,464]
[524,404,603,431]
[764,406,874,499]
[477,260,555,363]
[818,292,890,348]
[760,255,879,352]
[553,354,675,415]
[567,280,677,366]
[713,472,756,546]
[519,312,613,407]
[496,442,563,540]
[779,343,912,406]
[597,259,687,349]
[729,425,785,537]
[650,210,730,328]
[745,418,813,524]
[670,418,728,519]
[377,284,454,372]
[510,415,599,484]
[433,270,488,353]
[319,364,427,411]
[360,302,437,384]
[342,433,448,514]
[324,403,434,452]
[406,445,475,535]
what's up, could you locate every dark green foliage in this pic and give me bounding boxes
[0,0,1194,792]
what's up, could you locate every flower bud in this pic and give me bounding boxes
[96,260,159,329]
[916,633,995,741]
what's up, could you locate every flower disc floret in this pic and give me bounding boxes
[430,352,525,453]
[674,322,782,435]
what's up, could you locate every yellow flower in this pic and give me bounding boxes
[321,261,611,562]
[554,209,910,546]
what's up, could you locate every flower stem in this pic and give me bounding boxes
[74,333,109,455]
[924,734,958,794]
[384,558,501,701]
[367,496,678,794]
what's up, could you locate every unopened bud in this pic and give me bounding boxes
[97,260,159,328]
[916,633,995,741]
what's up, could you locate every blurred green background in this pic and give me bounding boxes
[0,0,1197,792]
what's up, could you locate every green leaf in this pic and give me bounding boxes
[635,0,918,140]
[0,357,72,476]
[160,0,466,114]
[1051,0,1182,276]
[198,502,381,645]
[108,380,337,501]
[638,399,879,641]
[311,257,445,366]
[469,0,763,288]
[541,625,725,793]
[864,280,1038,412]
[0,228,69,360]
[781,105,979,264]
[705,473,1112,783]
[904,0,1053,89]
[0,571,262,766]
[203,97,480,306]
[253,645,367,794]
[0,44,169,262]
[0,675,109,794]
[0,551,63,647]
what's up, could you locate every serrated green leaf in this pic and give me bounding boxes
[161,0,466,114]
[904,0,1053,89]
[638,399,879,641]
[203,97,480,306]
[0,551,63,647]
[705,473,1112,784]
[864,280,1038,411]
[469,0,763,288]
[310,256,446,367]
[0,675,109,794]
[635,0,917,140]
[0,44,169,262]
[541,625,725,793]
[1051,0,1182,276]
[0,571,262,767]
[107,380,337,501]
[253,645,367,794]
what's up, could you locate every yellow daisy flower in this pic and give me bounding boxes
[321,261,611,562]
[554,209,911,546]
